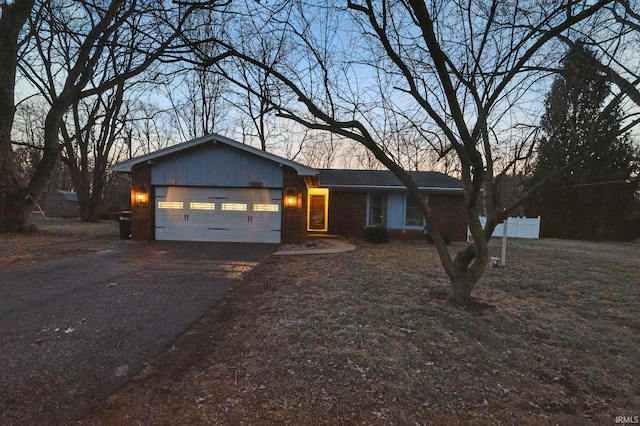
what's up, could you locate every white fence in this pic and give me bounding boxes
[468,216,540,240]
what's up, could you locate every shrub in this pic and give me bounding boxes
[363,225,390,243]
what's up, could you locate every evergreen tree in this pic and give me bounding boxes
[530,43,639,240]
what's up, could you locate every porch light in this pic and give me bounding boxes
[284,187,302,209]
[132,187,149,206]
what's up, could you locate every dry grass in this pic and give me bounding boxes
[0,217,119,267]
[78,237,640,425]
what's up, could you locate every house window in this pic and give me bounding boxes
[158,201,183,209]
[190,202,215,210]
[368,194,387,226]
[221,203,247,211]
[253,203,279,212]
[405,195,425,227]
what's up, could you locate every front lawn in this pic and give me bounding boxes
[0,217,119,267]
[82,237,640,424]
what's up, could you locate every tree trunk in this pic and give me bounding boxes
[444,238,489,305]
[0,190,34,232]
[77,191,101,222]
[0,0,36,232]
[447,275,475,305]
[446,266,486,305]
[75,175,95,222]
[0,135,17,230]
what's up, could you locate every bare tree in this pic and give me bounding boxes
[297,131,341,168]
[340,141,383,170]
[166,66,231,141]
[0,0,35,230]
[13,98,75,198]
[222,35,286,151]
[197,0,626,305]
[161,6,235,142]
[0,0,228,231]
[554,1,640,111]
[181,4,294,152]
[127,100,177,156]
[19,1,137,222]
[59,84,128,221]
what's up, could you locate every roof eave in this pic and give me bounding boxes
[110,133,318,177]
[322,184,464,193]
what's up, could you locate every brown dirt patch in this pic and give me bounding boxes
[74,237,640,425]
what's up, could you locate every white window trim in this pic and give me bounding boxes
[366,193,389,227]
[403,193,428,229]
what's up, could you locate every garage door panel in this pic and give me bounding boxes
[155,186,281,243]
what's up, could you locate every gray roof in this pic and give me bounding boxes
[318,169,463,192]
[112,133,318,177]
[111,134,461,192]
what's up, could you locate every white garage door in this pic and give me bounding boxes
[155,186,281,243]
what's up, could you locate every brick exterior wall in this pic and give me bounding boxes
[327,190,367,237]
[428,193,467,241]
[280,167,308,244]
[130,164,154,241]
[327,189,467,241]
[126,162,467,243]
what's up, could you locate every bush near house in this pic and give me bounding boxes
[362,225,390,243]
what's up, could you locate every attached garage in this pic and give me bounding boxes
[112,134,318,244]
[154,186,282,243]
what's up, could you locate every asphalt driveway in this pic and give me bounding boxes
[0,241,276,425]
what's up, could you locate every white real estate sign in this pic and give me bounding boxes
[468,216,541,240]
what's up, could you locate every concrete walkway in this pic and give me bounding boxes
[274,236,356,255]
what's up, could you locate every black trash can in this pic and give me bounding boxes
[116,211,132,239]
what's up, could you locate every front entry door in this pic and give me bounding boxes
[307,188,329,232]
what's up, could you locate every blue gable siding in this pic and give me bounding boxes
[151,143,283,187]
